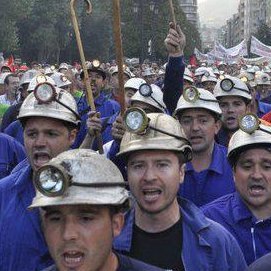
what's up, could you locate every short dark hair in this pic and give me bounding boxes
[176,108,221,123]
[108,200,130,216]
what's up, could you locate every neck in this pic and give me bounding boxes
[134,198,180,233]
[100,251,119,271]
[248,204,271,221]
[192,142,214,172]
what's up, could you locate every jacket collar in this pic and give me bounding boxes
[113,197,211,251]
[185,143,224,175]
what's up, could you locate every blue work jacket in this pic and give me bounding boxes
[0,160,52,271]
[202,192,271,265]
[163,56,185,115]
[4,120,24,145]
[179,143,235,206]
[113,198,247,271]
[0,132,26,179]
[73,92,120,148]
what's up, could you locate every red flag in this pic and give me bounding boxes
[189,54,197,67]
[6,55,16,72]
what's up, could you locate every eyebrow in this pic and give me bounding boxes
[181,115,209,119]
[129,158,172,165]
[43,206,101,216]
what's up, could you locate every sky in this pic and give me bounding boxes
[198,0,240,27]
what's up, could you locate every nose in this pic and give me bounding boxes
[143,165,157,182]
[227,103,235,113]
[251,165,263,181]
[34,134,47,147]
[191,119,200,131]
[62,218,79,241]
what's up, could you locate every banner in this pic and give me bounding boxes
[242,56,270,65]
[250,36,271,58]
[194,40,248,64]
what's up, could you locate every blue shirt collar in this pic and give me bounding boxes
[232,192,255,222]
[185,143,224,175]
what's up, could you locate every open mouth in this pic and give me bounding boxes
[249,184,265,196]
[225,116,236,123]
[62,251,84,268]
[33,153,51,168]
[142,189,162,202]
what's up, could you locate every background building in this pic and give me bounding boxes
[178,0,199,28]
[220,0,267,47]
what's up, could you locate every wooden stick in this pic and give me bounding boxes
[169,0,177,28]
[112,0,125,115]
[70,0,104,154]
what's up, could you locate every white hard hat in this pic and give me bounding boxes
[201,71,217,83]
[27,75,56,92]
[228,114,271,165]
[44,66,56,76]
[58,62,69,71]
[130,84,166,113]
[194,67,209,77]
[124,77,146,90]
[213,75,252,101]
[238,71,254,82]
[255,72,271,86]
[19,69,40,86]
[29,149,129,208]
[110,65,132,78]
[18,86,80,126]
[174,87,221,116]
[50,72,72,88]
[118,113,192,162]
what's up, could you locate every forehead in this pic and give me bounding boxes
[238,148,271,161]
[24,117,67,129]
[128,150,178,163]
[219,96,245,103]
[42,204,107,215]
[180,108,214,118]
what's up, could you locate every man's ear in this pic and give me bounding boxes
[179,164,185,185]
[112,212,124,238]
[214,119,222,135]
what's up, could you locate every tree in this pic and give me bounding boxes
[255,23,271,46]
[120,0,201,63]
[0,0,34,54]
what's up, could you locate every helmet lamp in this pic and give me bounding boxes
[36,74,47,84]
[35,164,69,197]
[239,113,260,134]
[139,83,153,97]
[34,82,56,103]
[124,107,149,134]
[92,59,101,68]
[240,76,248,83]
[220,78,234,92]
[183,87,200,103]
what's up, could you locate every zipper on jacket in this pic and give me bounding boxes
[250,227,257,261]
[250,220,264,262]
